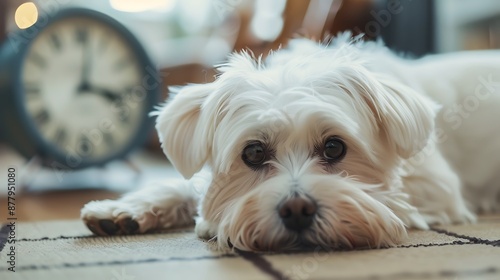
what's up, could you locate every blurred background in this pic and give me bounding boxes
[1,0,500,221]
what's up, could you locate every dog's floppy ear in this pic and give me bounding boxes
[153,84,213,179]
[362,75,439,159]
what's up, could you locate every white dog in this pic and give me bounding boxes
[81,34,500,251]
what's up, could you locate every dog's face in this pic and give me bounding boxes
[156,39,437,251]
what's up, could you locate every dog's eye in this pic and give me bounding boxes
[242,142,267,167]
[323,137,346,162]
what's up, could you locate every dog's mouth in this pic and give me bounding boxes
[288,231,357,251]
[225,227,354,252]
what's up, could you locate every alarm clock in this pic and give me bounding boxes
[0,8,160,170]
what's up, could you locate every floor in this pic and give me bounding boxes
[1,216,499,280]
[0,144,179,222]
[0,189,119,222]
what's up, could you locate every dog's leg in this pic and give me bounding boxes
[401,142,476,226]
[81,175,208,236]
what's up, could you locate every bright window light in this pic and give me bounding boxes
[110,0,176,13]
[251,0,286,41]
[15,2,38,29]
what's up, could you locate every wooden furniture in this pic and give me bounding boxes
[0,0,7,42]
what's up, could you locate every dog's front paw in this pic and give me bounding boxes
[194,218,218,240]
[81,200,148,236]
[81,184,198,236]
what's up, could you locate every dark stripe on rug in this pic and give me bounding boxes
[12,229,195,242]
[0,240,483,273]
[17,235,96,242]
[0,224,10,252]
[307,266,499,280]
[396,240,474,248]
[0,253,237,272]
[237,250,287,280]
[431,228,500,247]
[258,240,476,257]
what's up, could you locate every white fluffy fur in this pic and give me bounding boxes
[82,34,500,251]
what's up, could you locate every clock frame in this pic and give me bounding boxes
[0,8,160,170]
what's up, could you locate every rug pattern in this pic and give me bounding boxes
[0,216,499,280]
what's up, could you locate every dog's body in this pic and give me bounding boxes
[82,35,500,251]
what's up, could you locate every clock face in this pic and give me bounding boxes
[21,16,147,163]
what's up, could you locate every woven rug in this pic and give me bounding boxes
[1,216,499,280]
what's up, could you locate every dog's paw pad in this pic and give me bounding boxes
[83,216,141,236]
[84,218,123,236]
[85,219,108,236]
[117,217,140,234]
[81,200,145,236]
[99,219,119,235]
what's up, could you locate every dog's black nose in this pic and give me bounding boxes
[278,196,317,231]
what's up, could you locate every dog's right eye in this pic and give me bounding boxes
[322,137,347,162]
[242,142,267,167]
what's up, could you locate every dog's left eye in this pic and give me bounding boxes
[323,137,347,162]
[242,142,267,167]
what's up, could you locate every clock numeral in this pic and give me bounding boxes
[50,33,62,51]
[123,86,136,97]
[76,27,88,44]
[111,101,130,123]
[123,86,147,104]
[118,110,130,123]
[99,32,111,52]
[103,132,114,147]
[33,109,50,127]
[53,127,67,146]
[24,82,40,96]
[77,136,93,157]
[113,57,131,71]
[29,52,46,68]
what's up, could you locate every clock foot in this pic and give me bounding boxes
[20,155,43,191]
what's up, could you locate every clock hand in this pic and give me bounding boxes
[78,34,92,91]
[88,85,123,103]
